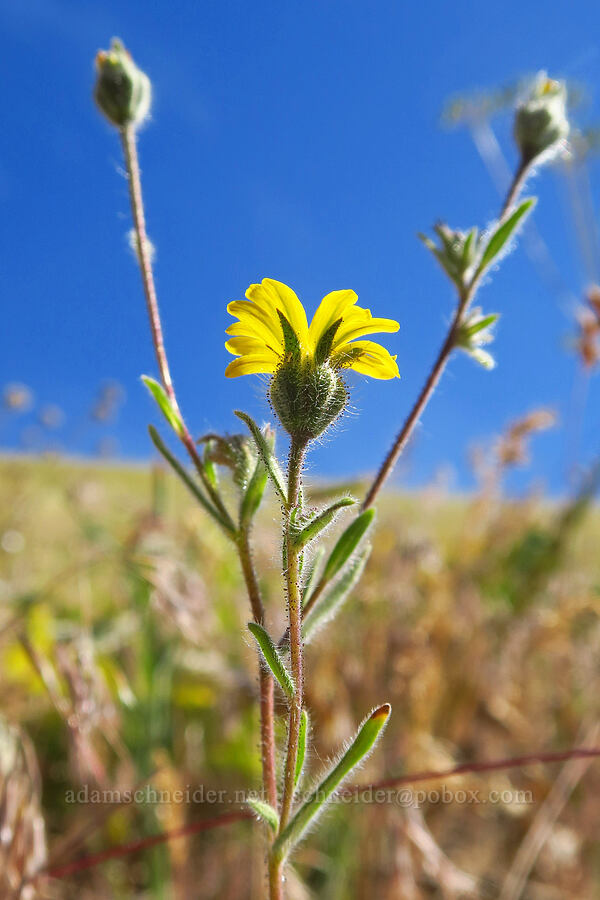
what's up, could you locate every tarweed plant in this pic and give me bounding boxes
[93,41,570,898]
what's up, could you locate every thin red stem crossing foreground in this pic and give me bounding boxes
[44,745,600,880]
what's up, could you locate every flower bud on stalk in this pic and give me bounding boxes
[514,73,569,165]
[94,38,152,129]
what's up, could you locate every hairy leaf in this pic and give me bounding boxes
[141,376,184,438]
[248,622,295,700]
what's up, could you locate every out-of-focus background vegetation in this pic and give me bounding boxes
[1,418,600,897]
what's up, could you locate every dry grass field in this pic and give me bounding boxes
[1,451,599,898]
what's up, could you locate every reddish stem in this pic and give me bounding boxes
[44,744,600,881]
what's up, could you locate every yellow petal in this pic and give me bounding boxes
[308,289,358,350]
[227,300,284,353]
[246,279,310,349]
[333,307,399,349]
[225,354,278,378]
[333,340,400,380]
[225,336,280,359]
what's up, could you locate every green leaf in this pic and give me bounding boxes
[467,347,496,369]
[302,547,325,605]
[291,497,356,550]
[418,233,461,287]
[248,622,295,700]
[240,451,269,528]
[303,545,371,643]
[246,797,279,833]
[295,709,309,786]
[476,198,536,276]
[235,410,287,506]
[272,704,392,862]
[202,448,219,490]
[321,509,375,584]
[148,426,236,538]
[461,227,478,265]
[463,313,499,338]
[141,376,184,438]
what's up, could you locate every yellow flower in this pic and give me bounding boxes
[225,279,399,380]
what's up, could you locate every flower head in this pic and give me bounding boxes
[94,38,152,129]
[514,73,569,165]
[225,279,399,380]
[225,279,399,441]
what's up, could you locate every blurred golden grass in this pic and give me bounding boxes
[1,455,599,898]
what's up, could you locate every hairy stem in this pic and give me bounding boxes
[237,531,278,812]
[120,125,231,525]
[499,158,530,220]
[270,438,306,898]
[363,162,531,510]
[119,122,277,872]
[121,126,175,406]
[362,298,466,510]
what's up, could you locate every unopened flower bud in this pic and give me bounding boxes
[94,38,151,129]
[270,359,347,443]
[199,433,258,490]
[514,73,569,165]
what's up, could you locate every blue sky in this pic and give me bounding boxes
[2,0,600,492]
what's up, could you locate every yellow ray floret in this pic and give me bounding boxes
[225,279,399,380]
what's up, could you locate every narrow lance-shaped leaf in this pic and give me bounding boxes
[148,426,236,538]
[272,704,392,862]
[303,545,371,643]
[295,709,309,787]
[466,347,496,369]
[246,797,279,834]
[235,410,287,506]
[240,449,269,528]
[201,443,219,490]
[476,198,536,276]
[461,227,477,266]
[248,622,295,700]
[462,313,499,339]
[302,547,325,605]
[321,509,375,585]
[141,376,184,438]
[291,497,356,550]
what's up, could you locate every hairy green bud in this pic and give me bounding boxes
[198,432,258,491]
[94,38,152,129]
[269,358,347,442]
[514,73,569,165]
